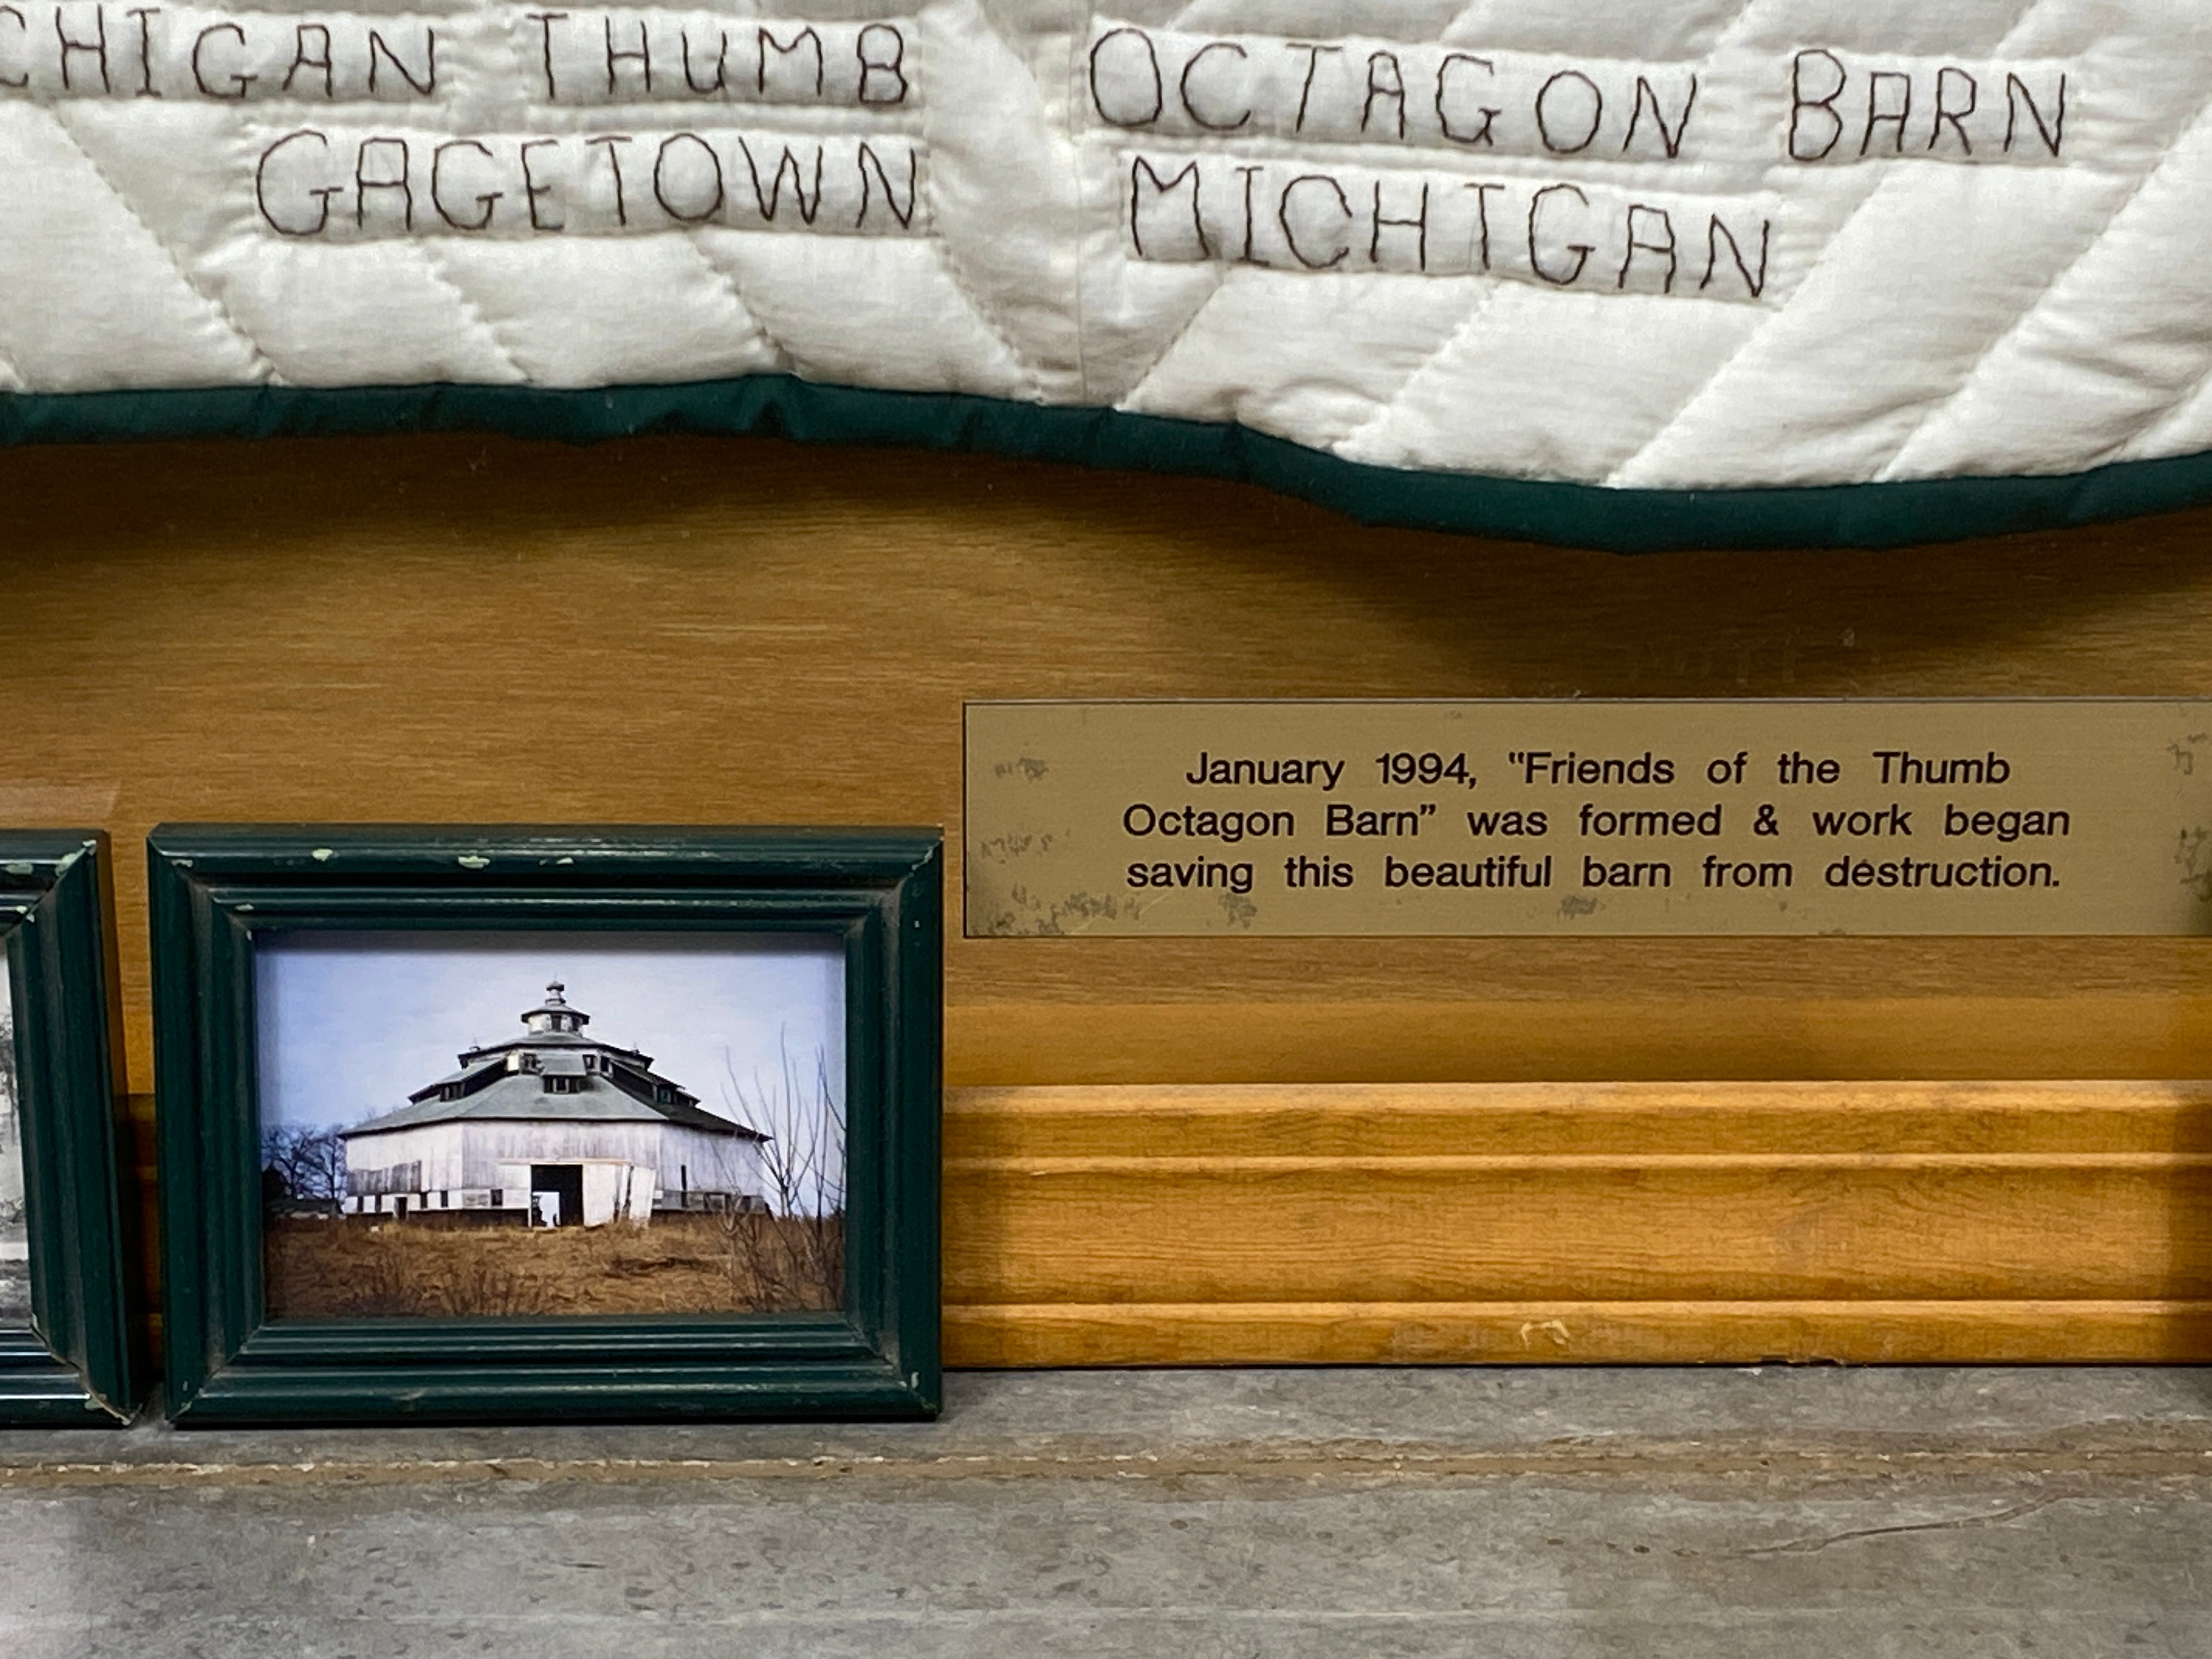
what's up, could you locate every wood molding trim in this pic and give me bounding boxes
[941,1082,2212,1365]
[944,1302,2212,1366]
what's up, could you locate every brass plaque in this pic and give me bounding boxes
[963,700,2212,937]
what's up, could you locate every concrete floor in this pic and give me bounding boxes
[2,1368,2208,1656]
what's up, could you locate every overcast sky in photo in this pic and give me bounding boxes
[256,933,844,1141]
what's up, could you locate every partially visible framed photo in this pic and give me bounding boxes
[0,832,140,1425]
[152,826,941,1426]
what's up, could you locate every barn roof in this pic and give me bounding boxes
[343,982,768,1142]
[411,1058,506,1094]
[343,1074,763,1138]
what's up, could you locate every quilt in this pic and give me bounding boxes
[2,0,2208,544]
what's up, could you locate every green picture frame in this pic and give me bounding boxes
[0,832,141,1426]
[150,825,942,1426]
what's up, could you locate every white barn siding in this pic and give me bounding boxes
[345,1122,467,1193]
[346,1117,763,1206]
[650,1125,763,1201]
[458,1121,669,1190]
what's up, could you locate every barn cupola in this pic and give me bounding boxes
[522,983,591,1037]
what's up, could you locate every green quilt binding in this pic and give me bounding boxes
[4,376,2208,553]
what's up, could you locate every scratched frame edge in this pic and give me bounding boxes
[149,824,943,1427]
[5,377,2210,553]
[0,832,141,1427]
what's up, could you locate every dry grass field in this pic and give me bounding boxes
[263,1213,844,1319]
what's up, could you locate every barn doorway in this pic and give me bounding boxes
[530,1164,585,1228]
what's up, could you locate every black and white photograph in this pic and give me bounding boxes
[256,933,847,1319]
[0,956,26,1326]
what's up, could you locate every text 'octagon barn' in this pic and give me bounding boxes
[340,984,768,1227]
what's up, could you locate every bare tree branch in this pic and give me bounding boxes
[716,1032,845,1310]
[260,1124,346,1203]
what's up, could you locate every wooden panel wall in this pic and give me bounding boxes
[944,1082,2212,1364]
[4,431,2210,1362]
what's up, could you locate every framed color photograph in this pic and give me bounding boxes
[0,833,139,1425]
[151,827,941,1425]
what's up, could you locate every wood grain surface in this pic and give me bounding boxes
[941,1081,2212,1363]
[5,430,2210,1364]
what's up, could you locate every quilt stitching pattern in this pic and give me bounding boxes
[1115,263,1232,400]
[2134,358,2212,461]
[1884,88,2212,484]
[927,233,1046,400]
[1334,281,1506,454]
[1874,89,2212,484]
[42,105,279,385]
[1859,0,2204,481]
[0,0,2202,493]
[410,241,534,384]
[1596,166,1895,489]
[674,232,791,373]
[1600,0,2070,488]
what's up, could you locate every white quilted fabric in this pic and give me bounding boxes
[0,0,2207,489]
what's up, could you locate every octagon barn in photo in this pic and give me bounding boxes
[340,985,766,1228]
